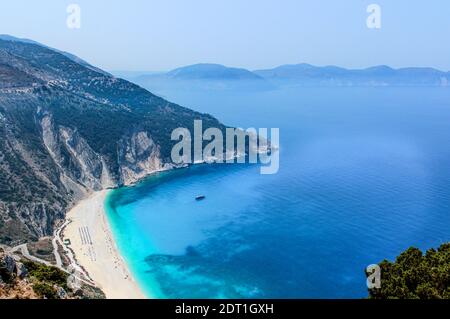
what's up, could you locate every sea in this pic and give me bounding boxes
[105,85,450,298]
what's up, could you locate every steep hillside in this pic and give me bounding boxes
[0,38,227,244]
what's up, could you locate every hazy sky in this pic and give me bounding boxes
[0,0,449,72]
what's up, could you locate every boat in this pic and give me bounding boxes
[195,195,206,201]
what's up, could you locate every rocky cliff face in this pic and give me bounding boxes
[0,37,228,244]
[117,130,174,185]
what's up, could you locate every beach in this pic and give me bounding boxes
[63,190,147,299]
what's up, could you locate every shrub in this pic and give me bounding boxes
[32,282,58,299]
[23,261,68,290]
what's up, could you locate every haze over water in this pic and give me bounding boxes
[106,85,450,298]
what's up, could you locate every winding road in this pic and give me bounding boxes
[7,221,96,288]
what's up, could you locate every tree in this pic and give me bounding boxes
[367,243,450,299]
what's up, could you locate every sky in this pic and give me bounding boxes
[0,0,449,72]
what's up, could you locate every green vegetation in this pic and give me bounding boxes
[23,260,70,298]
[1,251,106,299]
[32,282,58,299]
[23,261,68,288]
[368,243,450,299]
[48,88,226,162]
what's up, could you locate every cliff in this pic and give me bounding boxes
[0,37,227,244]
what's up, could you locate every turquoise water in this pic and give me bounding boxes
[106,87,450,298]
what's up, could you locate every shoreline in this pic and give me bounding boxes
[63,190,147,299]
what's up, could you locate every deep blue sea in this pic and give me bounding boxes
[106,86,450,298]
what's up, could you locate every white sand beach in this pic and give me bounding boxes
[64,190,147,299]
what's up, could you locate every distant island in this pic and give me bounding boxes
[133,63,274,91]
[119,62,450,90]
[166,63,264,81]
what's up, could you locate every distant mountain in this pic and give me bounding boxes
[254,63,450,86]
[123,63,450,91]
[133,64,274,91]
[254,63,450,87]
[0,37,227,244]
[255,63,348,79]
[166,63,264,81]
